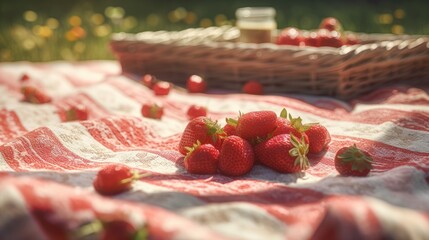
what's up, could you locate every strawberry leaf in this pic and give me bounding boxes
[339,144,373,172]
[280,108,287,118]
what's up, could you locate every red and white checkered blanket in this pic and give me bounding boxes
[0,61,428,240]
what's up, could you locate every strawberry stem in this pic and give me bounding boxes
[74,220,103,238]
[120,171,152,184]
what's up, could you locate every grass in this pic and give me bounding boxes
[1,0,428,62]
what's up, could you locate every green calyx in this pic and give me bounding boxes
[73,219,149,240]
[289,134,310,170]
[279,108,315,133]
[225,117,238,127]
[204,118,224,141]
[184,140,201,160]
[339,144,373,172]
[150,104,161,119]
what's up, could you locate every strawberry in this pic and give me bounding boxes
[317,29,344,48]
[319,17,342,32]
[64,104,88,121]
[345,33,360,45]
[243,80,263,95]
[235,110,277,143]
[141,74,156,89]
[303,31,319,47]
[153,81,171,96]
[93,164,150,195]
[305,123,331,154]
[75,219,148,240]
[255,134,309,173]
[276,27,304,46]
[21,85,52,104]
[184,141,219,174]
[187,75,207,93]
[20,73,30,82]
[222,119,237,136]
[187,105,207,120]
[334,144,373,176]
[141,103,163,119]
[101,220,143,240]
[218,136,254,176]
[178,116,224,155]
[272,109,311,141]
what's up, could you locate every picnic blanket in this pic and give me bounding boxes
[0,60,428,240]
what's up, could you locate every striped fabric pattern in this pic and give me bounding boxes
[0,61,428,240]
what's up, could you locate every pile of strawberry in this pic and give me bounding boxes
[178,109,373,177]
[276,17,360,48]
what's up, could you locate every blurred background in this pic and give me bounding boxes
[1,0,428,62]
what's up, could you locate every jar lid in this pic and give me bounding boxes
[235,7,276,18]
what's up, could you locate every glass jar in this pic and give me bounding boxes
[235,7,277,44]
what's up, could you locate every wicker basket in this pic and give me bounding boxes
[110,26,429,99]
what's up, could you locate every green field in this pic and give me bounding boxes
[1,0,428,62]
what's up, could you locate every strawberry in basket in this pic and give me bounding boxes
[319,17,343,32]
[276,27,304,46]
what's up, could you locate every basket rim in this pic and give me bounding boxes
[110,26,429,56]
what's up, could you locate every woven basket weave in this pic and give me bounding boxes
[110,26,429,99]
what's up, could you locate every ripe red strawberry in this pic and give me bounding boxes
[184,141,219,174]
[187,75,207,93]
[178,116,224,155]
[141,74,156,89]
[319,17,342,32]
[21,85,52,104]
[255,134,309,173]
[32,208,69,240]
[272,109,311,141]
[243,80,263,95]
[93,164,150,195]
[235,110,277,142]
[100,220,140,240]
[276,27,304,46]
[187,105,207,120]
[335,144,373,176]
[317,29,344,48]
[64,105,88,121]
[20,73,30,82]
[222,119,237,136]
[303,31,319,47]
[153,81,171,96]
[218,136,254,176]
[141,103,163,119]
[345,33,360,45]
[305,123,331,154]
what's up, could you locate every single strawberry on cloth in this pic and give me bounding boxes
[0,61,428,240]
